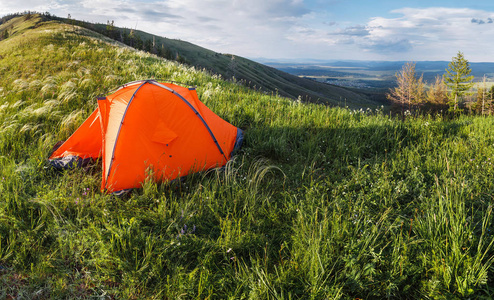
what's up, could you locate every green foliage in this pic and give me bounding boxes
[1,14,494,299]
[444,51,475,113]
[386,62,425,115]
[472,77,493,115]
[387,54,479,116]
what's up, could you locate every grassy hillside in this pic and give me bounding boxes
[1,14,494,299]
[42,14,377,108]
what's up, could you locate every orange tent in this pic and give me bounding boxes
[49,80,243,194]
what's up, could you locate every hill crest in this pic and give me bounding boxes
[0,12,379,107]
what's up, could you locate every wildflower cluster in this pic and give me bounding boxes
[349,105,385,115]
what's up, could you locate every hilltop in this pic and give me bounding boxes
[1,13,494,299]
[36,13,377,107]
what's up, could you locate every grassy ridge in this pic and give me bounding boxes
[1,15,494,299]
[45,14,377,108]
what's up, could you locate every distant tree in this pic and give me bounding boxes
[106,20,114,32]
[1,24,14,40]
[162,46,173,60]
[105,20,119,39]
[443,51,474,113]
[474,88,486,115]
[473,76,492,115]
[121,30,129,44]
[66,14,76,30]
[176,53,188,64]
[426,75,449,105]
[386,62,424,116]
[144,38,153,53]
[133,34,143,50]
[416,74,425,106]
[489,85,494,115]
[229,55,237,78]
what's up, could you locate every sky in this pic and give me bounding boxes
[2,0,494,62]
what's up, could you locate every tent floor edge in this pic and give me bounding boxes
[49,156,94,170]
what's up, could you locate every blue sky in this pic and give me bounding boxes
[2,0,494,62]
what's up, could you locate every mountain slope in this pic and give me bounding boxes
[44,14,378,107]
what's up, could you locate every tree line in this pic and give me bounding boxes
[386,51,493,116]
[0,12,189,65]
[62,15,189,64]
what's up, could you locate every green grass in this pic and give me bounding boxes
[1,14,494,299]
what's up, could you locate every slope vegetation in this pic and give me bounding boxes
[1,14,494,299]
[45,14,376,107]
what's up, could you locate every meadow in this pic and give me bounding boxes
[1,15,494,299]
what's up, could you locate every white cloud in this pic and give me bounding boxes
[1,2,494,61]
[37,0,310,56]
[317,7,494,60]
[126,0,313,56]
[0,0,56,13]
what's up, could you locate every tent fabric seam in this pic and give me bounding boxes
[105,81,148,188]
[149,81,227,160]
